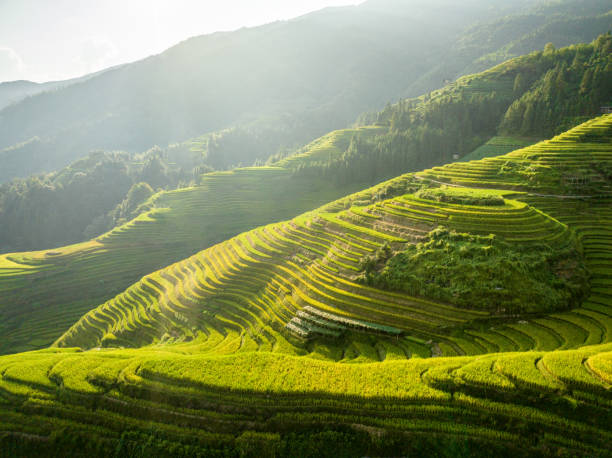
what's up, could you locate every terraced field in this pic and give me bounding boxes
[275,126,385,169]
[0,122,391,356]
[0,168,370,354]
[51,115,612,362]
[1,115,611,455]
[417,115,612,195]
[57,181,501,354]
[54,182,587,358]
[0,344,610,456]
[460,136,539,162]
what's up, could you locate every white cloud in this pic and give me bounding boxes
[0,47,26,82]
[77,36,118,74]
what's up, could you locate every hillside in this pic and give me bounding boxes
[0,115,611,456]
[54,115,612,357]
[1,0,611,183]
[0,65,124,111]
[0,166,372,355]
[0,81,52,111]
[404,0,612,96]
[284,33,612,184]
[1,35,611,354]
[1,33,610,255]
[0,147,206,253]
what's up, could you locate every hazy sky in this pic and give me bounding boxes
[0,0,363,83]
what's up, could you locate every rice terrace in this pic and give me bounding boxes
[1,0,612,456]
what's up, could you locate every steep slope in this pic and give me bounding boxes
[1,35,611,355]
[1,0,610,182]
[0,116,612,456]
[293,33,612,185]
[0,165,375,355]
[53,115,612,359]
[455,3,612,76]
[0,65,124,111]
[7,30,610,256]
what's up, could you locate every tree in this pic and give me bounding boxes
[140,156,168,190]
[580,68,594,95]
[544,42,555,55]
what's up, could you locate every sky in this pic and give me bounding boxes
[0,0,363,83]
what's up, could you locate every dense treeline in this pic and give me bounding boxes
[201,126,297,170]
[362,228,590,314]
[2,1,611,183]
[3,35,611,254]
[0,146,206,252]
[500,36,612,136]
[293,34,612,186]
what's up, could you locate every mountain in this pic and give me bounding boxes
[0,146,205,253]
[0,81,48,110]
[55,115,612,353]
[0,114,611,457]
[2,30,610,257]
[3,2,612,455]
[0,65,125,110]
[1,0,611,183]
[1,34,611,354]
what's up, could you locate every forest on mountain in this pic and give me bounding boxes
[290,34,612,185]
[1,33,611,253]
[2,0,612,455]
[0,145,206,251]
[1,0,611,185]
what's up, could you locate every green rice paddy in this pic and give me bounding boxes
[1,115,612,456]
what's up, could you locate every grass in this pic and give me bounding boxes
[0,115,612,454]
[0,344,611,455]
[461,136,540,162]
[0,167,370,354]
[40,116,611,365]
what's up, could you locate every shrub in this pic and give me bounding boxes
[365,227,589,314]
[416,187,505,206]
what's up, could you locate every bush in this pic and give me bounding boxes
[365,227,589,314]
[416,187,505,206]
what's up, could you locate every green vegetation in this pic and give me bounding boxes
[365,227,589,314]
[1,107,611,359]
[461,136,539,161]
[418,113,612,194]
[0,147,205,252]
[2,28,612,454]
[0,168,368,354]
[0,343,610,456]
[47,115,612,361]
[0,114,610,457]
[500,34,612,137]
[3,34,611,256]
[296,34,612,187]
[415,186,507,206]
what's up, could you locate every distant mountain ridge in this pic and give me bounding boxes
[0,35,610,355]
[1,0,610,183]
[0,32,610,260]
[0,64,125,111]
